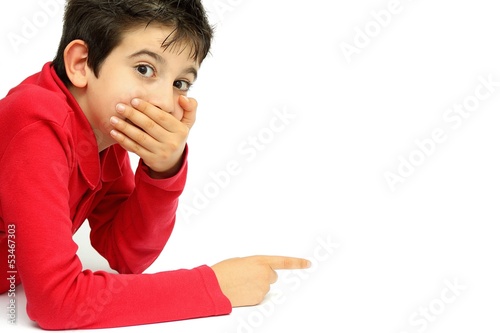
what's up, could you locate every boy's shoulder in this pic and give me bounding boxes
[0,63,75,128]
[0,62,87,161]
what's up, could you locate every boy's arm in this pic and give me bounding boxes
[87,95,195,273]
[87,145,187,274]
[0,122,231,329]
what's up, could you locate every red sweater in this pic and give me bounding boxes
[0,63,231,329]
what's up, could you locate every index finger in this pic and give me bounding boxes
[127,98,176,131]
[262,256,311,270]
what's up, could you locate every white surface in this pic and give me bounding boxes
[1,0,500,332]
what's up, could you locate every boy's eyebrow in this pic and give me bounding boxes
[182,67,198,81]
[129,49,166,64]
[129,49,198,80]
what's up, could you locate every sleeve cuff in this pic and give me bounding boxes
[135,146,188,191]
[196,265,233,315]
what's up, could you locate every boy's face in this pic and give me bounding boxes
[81,23,199,147]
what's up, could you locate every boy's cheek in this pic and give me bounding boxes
[120,86,147,107]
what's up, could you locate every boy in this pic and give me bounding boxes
[0,0,310,330]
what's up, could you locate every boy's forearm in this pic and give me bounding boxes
[89,151,188,274]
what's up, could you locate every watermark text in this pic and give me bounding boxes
[385,74,499,191]
[6,224,17,325]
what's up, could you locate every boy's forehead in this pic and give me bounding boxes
[118,24,199,65]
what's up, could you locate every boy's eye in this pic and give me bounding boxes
[174,80,192,92]
[136,64,155,78]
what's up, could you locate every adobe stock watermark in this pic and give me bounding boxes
[178,106,296,223]
[63,275,136,329]
[340,0,417,64]
[205,0,245,25]
[7,0,64,53]
[6,224,17,325]
[397,278,466,333]
[235,234,340,333]
[384,74,499,192]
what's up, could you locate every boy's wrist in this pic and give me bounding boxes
[147,149,187,179]
[148,160,182,179]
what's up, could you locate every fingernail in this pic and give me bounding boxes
[180,95,189,102]
[110,116,119,125]
[306,260,312,268]
[131,98,140,107]
[116,103,125,113]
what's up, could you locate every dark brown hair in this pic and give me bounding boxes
[52,0,213,85]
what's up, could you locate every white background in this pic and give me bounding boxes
[1,0,500,332]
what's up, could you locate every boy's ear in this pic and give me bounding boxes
[64,40,90,88]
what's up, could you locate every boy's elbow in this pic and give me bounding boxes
[32,315,71,330]
[29,305,79,330]
[27,294,95,330]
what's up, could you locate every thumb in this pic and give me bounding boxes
[179,95,197,129]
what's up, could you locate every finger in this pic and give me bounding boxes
[179,95,197,129]
[110,126,155,159]
[110,107,159,148]
[115,101,163,138]
[129,98,179,134]
[112,102,164,151]
[269,269,279,284]
[262,256,312,270]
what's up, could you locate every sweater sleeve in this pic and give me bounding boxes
[0,123,231,330]
[87,145,187,274]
